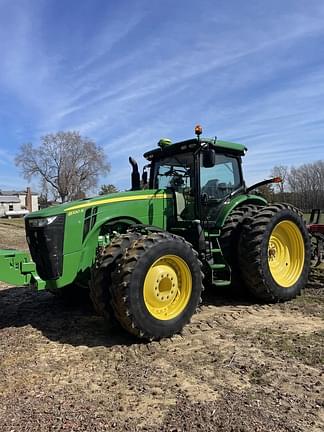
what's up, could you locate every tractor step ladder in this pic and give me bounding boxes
[204,229,231,286]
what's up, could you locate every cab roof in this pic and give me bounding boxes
[143,137,247,160]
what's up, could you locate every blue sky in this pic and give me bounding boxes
[0,0,323,193]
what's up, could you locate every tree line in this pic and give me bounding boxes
[258,161,324,211]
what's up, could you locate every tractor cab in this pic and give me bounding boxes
[143,126,246,233]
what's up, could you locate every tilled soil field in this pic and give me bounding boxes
[0,220,323,431]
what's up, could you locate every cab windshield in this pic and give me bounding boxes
[154,153,194,192]
[153,153,196,220]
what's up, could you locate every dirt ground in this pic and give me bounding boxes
[0,219,323,432]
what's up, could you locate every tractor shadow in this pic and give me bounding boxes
[0,284,260,348]
[201,283,258,307]
[0,286,138,348]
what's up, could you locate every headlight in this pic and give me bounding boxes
[28,216,58,228]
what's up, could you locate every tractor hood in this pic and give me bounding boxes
[25,189,168,219]
[24,189,169,288]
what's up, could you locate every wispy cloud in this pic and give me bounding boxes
[0,0,323,191]
[0,148,13,165]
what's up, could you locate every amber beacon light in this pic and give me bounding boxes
[195,124,202,136]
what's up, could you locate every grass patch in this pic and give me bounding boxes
[0,218,25,228]
[290,284,324,318]
[293,294,324,306]
[254,328,324,367]
[303,212,324,224]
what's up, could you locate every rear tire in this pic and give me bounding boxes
[110,232,203,340]
[219,203,260,288]
[238,203,311,302]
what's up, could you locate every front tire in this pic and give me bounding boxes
[90,232,141,321]
[238,204,311,302]
[110,232,203,340]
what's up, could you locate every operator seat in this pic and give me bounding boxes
[175,191,186,220]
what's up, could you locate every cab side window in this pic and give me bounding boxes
[200,154,241,200]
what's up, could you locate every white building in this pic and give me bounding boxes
[0,188,39,217]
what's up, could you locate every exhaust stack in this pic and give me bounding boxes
[129,157,140,191]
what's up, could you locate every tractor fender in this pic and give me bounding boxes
[78,215,142,271]
[215,194,267,228]
[84,215,142,246]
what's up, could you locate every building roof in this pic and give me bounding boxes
[0,190,38,196]
[0,196,21,203]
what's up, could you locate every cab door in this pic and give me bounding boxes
[199,153,243,221]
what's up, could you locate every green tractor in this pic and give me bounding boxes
[0,126,311,339]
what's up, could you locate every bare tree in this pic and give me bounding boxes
[287,161,324,211]
[271,165,288,199]
[99,184,119,195]
[15,131,110,202]
[256,183,274,202]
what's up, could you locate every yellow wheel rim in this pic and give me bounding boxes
[268,220,305,287]
[143,255,192,320]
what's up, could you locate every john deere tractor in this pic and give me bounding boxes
[0,126,311,339]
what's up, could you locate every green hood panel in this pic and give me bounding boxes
[65,190,169,214]
[28,189,171,289]
[25,190,169,219]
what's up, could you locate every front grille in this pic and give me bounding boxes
[25,214,66,280]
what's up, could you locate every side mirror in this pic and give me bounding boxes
[202,148,216,168]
